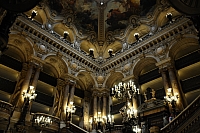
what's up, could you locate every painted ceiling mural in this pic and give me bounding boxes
[48,0,156,35]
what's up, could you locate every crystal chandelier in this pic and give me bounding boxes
[111,80,140,99]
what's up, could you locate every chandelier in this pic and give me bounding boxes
[111,80,140,99]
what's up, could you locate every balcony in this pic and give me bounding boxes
[32,113,60,132]
[0,100,13,120]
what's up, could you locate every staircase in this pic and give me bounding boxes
[160,95,200,133]
[60,123,89,133]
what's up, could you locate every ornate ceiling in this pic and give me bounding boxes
[23,0,181,62]
[8,0,198,91]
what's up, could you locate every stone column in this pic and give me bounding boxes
[26,64,42,121]
[60,81,70,129]
[160,68,170,94]
[168,66,187,110]
[68,83,76,104]
[31,65,42,88]
[132,95,138,117]
[83,91,91,131]
[102,93,107,118]
[10,62,33,112]
[50,79,65,117]
[93,92,98,129]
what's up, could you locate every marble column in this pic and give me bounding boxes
[31,65,42,88]
[82,97,90,131]
[168,66,187,111]
[62,82,70,120]
[102,93,107,118]
[26,65,42,121]
[60,82,70,129]
[160,68,170,95]
[50,79,65,117]
[68,83,76,104]
[132,95,138,117]
[11,62,33,111]
[93,92,98,129]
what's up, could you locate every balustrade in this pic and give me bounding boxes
[32,113,60,131]
[0,100,13,120]
[161,95,200,133]
[69,123,89,133]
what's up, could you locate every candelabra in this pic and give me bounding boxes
[164,88,179,117]
[132,125,141,133]
[16,86,37,131]
[66,102,76,122]
[119,102,141,133]
[110,80,140,100]
[35,115,52,127]
[22,85,37,101]
[105,114,114,133]
[34,114,53,133]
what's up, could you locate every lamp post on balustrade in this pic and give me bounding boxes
[16,85,37,132]
[66,102,76,128]
[105,114,114,133]
[164,88,179,120]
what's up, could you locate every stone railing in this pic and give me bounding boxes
[69,122,89,133]
[160,95,200,133]
[0,100,13,120]
[32,113,60,131]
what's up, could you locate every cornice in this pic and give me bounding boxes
[11,16,194,74]
[101,17,193,70]
[13,16,100,71]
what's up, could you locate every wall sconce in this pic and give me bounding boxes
[63,31,69,39]
[22,86,37,101]
[134,33,140,41]
[108,49,114,57]
[166,13,173,23]
[89,48,94,57]
[29,10,37,20]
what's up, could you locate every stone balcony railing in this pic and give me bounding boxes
[69,122,89,133]
[160,95,200,133]
[32,112,60,132]
[0,100,13,120]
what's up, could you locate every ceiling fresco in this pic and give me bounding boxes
[48,0,156,35]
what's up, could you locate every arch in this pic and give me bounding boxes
[104,71,125,89]
[132,57,158,78]
[8,33,34,62]
[167,36,199,60]
[76,70,96,91]
[43,55,68,78]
